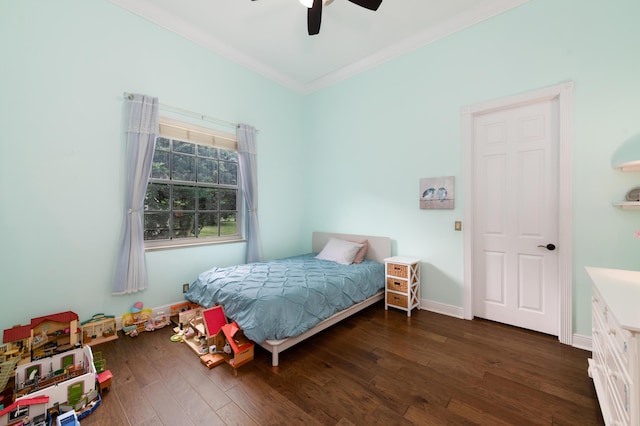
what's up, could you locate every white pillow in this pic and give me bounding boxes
[315,238,364,265]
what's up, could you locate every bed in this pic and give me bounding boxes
[185,231,391,366]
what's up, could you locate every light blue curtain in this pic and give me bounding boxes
[237,124,263,263]
[112,94,159,294]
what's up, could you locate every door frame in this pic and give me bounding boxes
[462,82,574,345]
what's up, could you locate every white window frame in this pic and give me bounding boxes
[144,117,244,251]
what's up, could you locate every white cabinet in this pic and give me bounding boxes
[586,267,640,426]
[384,256,420,316]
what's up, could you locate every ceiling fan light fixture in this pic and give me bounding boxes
[297,0,381,35]
[299,0,333,8]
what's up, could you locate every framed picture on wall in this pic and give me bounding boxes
[420,176,454,209]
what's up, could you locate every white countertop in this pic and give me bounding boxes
[586,266,640,334]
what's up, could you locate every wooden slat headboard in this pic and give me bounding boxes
[311,232,391,263]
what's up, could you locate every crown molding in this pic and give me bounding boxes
[111,0,529,95]
[302,0,530,94]
[111,0,307,93]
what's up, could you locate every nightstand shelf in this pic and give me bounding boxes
[384,256,420,316]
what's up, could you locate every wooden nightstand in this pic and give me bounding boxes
[384,256,420,316]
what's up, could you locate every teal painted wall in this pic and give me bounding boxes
[303,0,640,337]
[1,0,639,340]
[0,0,306,324]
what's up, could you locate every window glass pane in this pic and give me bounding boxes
[173,141,195,154]
[219,161,238,185]
[145,183,170,211]
[173,186,196,210]
[156,137,170,151]
[198,187,217,210]
[171,152,196,181]
[145,130,239,243]
[198,145,217,158]
[219,189,236,210]
[144,212,170,240]
[173,212,196,238]
[151,150,169,179]
[197,213,219,237]
[220,213,237,236]
[197,158,218,183]
[219,149,237,162]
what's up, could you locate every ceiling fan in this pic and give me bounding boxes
[252,0,383,36]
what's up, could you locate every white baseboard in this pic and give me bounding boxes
[420,298,593,352]
[419,298,465,319]
[572,333,592,351]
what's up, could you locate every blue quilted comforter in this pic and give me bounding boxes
[185,253,384,343]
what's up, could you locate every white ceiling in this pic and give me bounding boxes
[111,0,528,94]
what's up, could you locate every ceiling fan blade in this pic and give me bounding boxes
[307,0,323,35]
[347,0,382,11]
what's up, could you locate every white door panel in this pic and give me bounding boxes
[518,254,543,311]
[484,251,506,305]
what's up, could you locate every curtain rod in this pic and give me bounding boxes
[123,92,254,132]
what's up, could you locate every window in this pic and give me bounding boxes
[144,118,241,247]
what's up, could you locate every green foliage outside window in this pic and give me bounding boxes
[144,137,239,241]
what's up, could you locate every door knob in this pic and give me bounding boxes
[537,243,556,251]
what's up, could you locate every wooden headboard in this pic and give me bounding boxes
[311,232,391,263]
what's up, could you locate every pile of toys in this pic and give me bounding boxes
[121,302,170,337]
[168,303,254,375]
[0,311,111,426]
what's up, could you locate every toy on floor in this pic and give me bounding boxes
[55,409,80,426]
[97,370,113,395]
[0,345,103,425]
[121,302,168,337]
[81,313,118,347]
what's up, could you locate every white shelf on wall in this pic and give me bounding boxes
[612,162,640,172]
[613,201,640,210]
[612,134,640,210]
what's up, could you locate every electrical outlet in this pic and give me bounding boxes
[182,283,190,293]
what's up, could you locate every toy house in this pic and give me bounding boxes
[169,301,201,326]
[0,396,50,426]
[182,306,226,357]
[12,345,100,422]
[179,306,226,369]
[0,313,102,423]
[80,314,117,347]
[2,325,32,364]
[2,311,81,366]
[220,322,254,369]
[30,312,80,361]
[119,304,170,337]
[180,306,254,372]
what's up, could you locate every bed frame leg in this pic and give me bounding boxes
[272,348,279,367]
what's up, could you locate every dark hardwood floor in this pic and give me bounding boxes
[81,303,604,425]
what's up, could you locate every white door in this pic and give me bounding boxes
[472,99,559,335]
